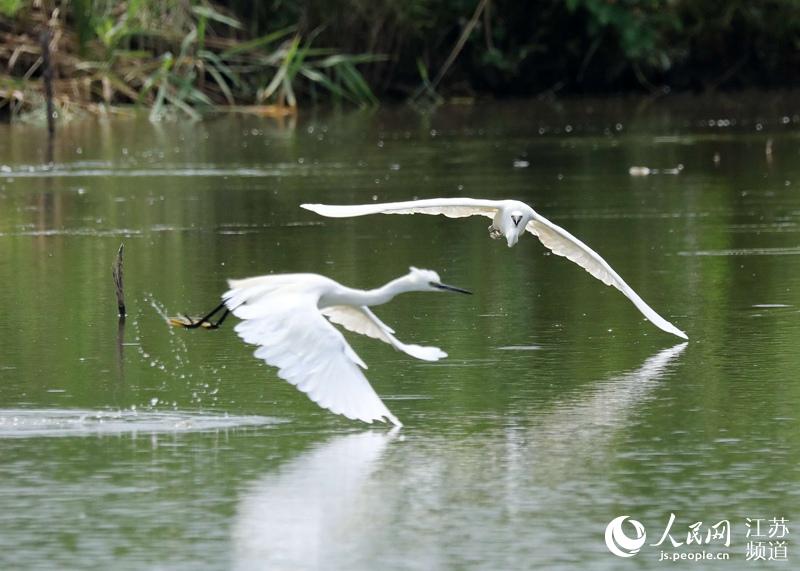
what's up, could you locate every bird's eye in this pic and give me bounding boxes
[511,215,522,227]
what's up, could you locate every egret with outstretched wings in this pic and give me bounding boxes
[172,267,471,426]
[301,198,687,340]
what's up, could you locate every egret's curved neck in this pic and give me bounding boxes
[339,276,414,307]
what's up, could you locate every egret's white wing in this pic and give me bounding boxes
[526,213,688,340]
[301,197,500,219]
[228,292,402,426]
[322,305,447,362]
[321,305,395,340]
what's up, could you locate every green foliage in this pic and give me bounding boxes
[566,0,680,65]
[3,0,800,121]
[0,0,381,121]
[116,1,379,115]
[0,0,22,17]
[249,0,800,94]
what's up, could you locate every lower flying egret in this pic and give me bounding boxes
[301,198,687,340]
[172,267,471,427]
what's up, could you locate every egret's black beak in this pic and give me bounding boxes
[430,281,472,295]
[511,215,522,227]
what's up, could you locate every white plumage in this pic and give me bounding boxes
[218,268,471,427]
[302,198,688,340]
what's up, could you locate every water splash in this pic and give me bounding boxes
[0,409,282,438]
[147,294,172,322]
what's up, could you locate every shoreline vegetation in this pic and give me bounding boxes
[2,1,800,123]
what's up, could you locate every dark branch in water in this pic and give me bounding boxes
[113,243,126,318]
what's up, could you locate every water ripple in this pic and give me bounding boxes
[0,409,283,438]
[2,163,293,178]
[678,246,800,256]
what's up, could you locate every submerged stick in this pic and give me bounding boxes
[112,243,126,317]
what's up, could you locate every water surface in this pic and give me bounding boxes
[1,97,799,569]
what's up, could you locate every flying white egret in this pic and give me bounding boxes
[172,267,471,426]
[301,198,688,340]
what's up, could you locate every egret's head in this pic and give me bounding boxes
[407,267,472,295]
[501,209,529,247]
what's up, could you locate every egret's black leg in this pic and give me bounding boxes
[184,301,228,329]
[212,308,231,328]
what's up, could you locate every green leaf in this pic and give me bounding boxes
[299,68,356,103]
[336,62,377,105]
[220,26,297,57]
[206,65,235,105]
[416,58,430,83]
[262,64,288,100]
[197,15,207,51]
[281,75,296,107]
[199,50,241,87]
[317,53,386,68]
[149,77,168,122]
[164,90,202,120]
[180,28,197,58]
[262,36,300,101]
[191,6,242,30]
[0,0,23,16]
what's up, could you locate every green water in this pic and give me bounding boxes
[0,97,799,570]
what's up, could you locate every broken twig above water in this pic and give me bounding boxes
[112,243,126,318]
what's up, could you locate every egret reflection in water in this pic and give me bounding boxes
[230,344,686,570]
[232,429,398,571]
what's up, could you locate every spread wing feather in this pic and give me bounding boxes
[526,212,688,340]
[322,305,446,362]
[301,198,500,220]
[226,291,402,426]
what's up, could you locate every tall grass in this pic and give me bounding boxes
[243,0,800,95]
[0,1,380,121]
[3,0,800,122]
